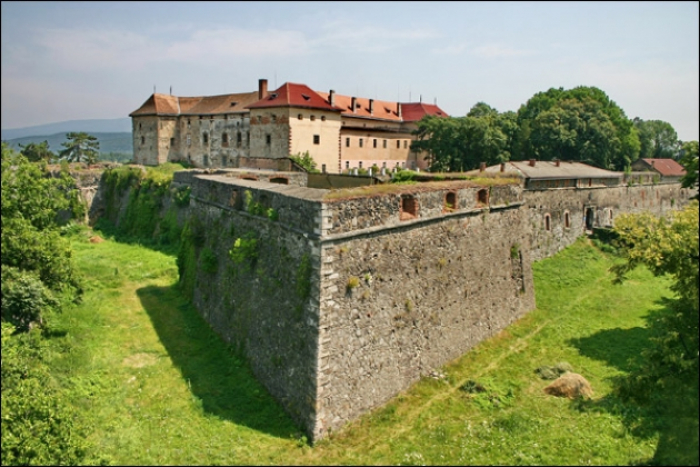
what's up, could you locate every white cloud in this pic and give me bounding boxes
[315,20,438,53]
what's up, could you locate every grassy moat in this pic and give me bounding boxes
[44,231,695,465]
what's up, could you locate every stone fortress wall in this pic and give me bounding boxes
[142,168,695,441]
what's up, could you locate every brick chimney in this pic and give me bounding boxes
[329,89,335,106]
[258,79,268,100]
[397,102,402,119]
[529,159,536,167]
[369,99,374,115]
[479,162,486,172]
[351,97,357,113]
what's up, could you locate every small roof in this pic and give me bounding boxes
[399,102,449,122]
[130,91,259,117]
[635,158,686,177]
[246,83,342,111]
[483,160,622,180]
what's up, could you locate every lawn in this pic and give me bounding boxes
[51,231,678,465]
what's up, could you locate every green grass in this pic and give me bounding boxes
[46,232,689,465]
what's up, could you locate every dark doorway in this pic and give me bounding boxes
[585,207,595,230]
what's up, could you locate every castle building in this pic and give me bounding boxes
[129,79,448,173]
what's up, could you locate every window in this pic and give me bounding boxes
[346,161,350,169]
[564,210,571,228]
[383,140,387,149]
[237,131,242,146]
[313,135,320,145]
[203,132,209,144]
[187,135,191,146]
[298,114,303,120]
[609,209,614,221]
[170,137,175,147]
[346,137,350,147]
[359,161,363,169]
[139,123,142,130]
[359,138,363,148]
[373,139,377,148]
[404,140,408,149]
[400,194,418,221]
[247,131,250,145]
[445,192,457,211]
[222,133,229,147]
[321,116,326,121]
[266,134,271,146]
[271,114,277,123]
[187,119,191,129]
[322,164,327,173]
[477,188,489,206]
[140,136,145,145]
[310,115,316,121]
[544,213,551,231]
[397,140,401,149]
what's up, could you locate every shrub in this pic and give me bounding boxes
[1,267,59,331]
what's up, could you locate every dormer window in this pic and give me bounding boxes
[230,102,237,107]
[268,93,278,100]
[302,94,311,101]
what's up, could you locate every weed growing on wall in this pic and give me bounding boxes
[229,233,259,272]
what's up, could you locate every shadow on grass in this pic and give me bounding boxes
[568,298,699,466]
[136,284,299,440]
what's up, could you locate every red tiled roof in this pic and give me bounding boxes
[246,83,342,111]
[639,158,686,177]
[400,102,449,122]
[317,92,403,121]
[130,91,259,117]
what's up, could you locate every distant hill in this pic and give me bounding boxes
[4,132,133,156]
[1,118,131,141]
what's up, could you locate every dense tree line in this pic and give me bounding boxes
[412,85,694,172]
[1,143,98,465]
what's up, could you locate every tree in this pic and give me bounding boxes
[411,103,515,172]
[59,132,100,164]
[633,118,680,159]
[514,86,639,170]
[289,151,319,173]
[612,202,699,394]
[678,140,698,199]
[19,140,56,163]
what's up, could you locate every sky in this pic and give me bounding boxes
[1,1,698,141]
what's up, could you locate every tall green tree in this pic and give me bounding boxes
[59,131,100,164]
[514,86,639,170]
[679,140,699,199]
[633,118,680,159]
[19,140,56,163]
[411,103,515,172]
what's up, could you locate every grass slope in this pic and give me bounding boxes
[50,233,679,465]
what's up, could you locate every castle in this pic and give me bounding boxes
[161,157,692,442]
[130,79,448,173]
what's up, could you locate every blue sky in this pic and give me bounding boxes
[2,1,698,141]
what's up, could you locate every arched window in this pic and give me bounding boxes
[564,210,570,228]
